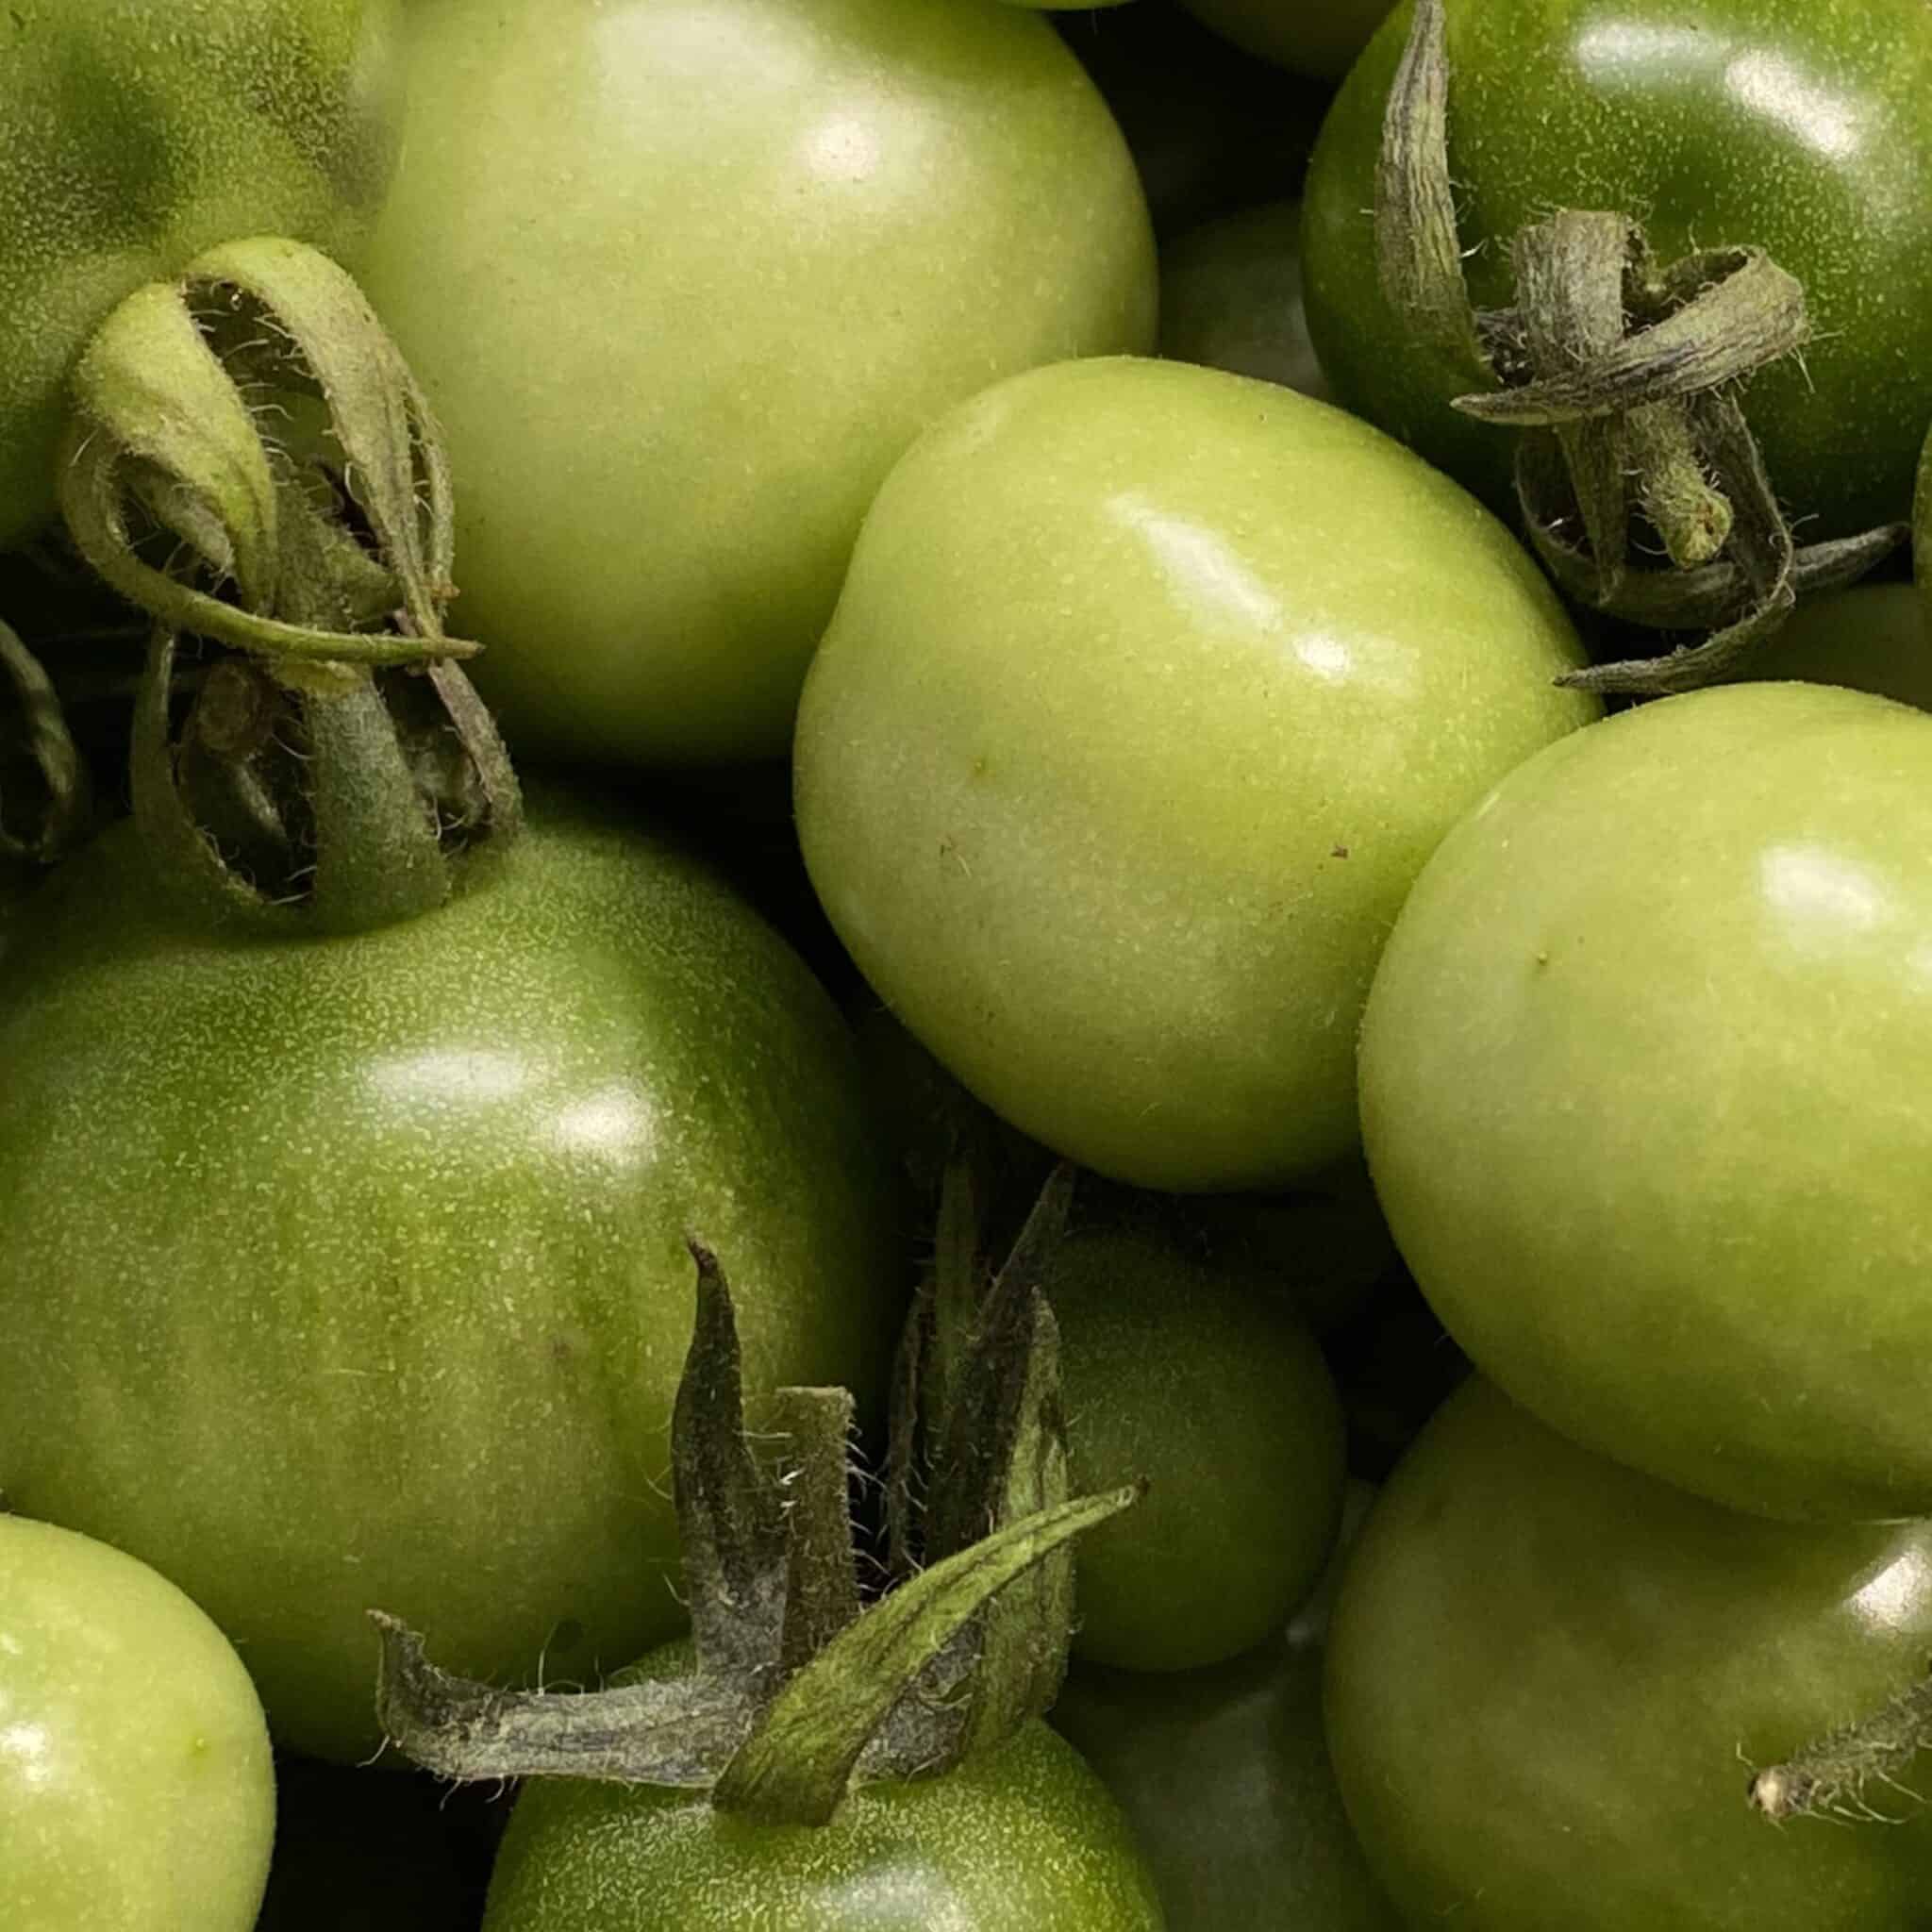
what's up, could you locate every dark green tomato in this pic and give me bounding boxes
[1055,5,1331,239]
[481,1648,1162,1932]
[1360,683,1932,1521]
[0,0,401,548]
[0,799,901,1763]
[1178,0,1393,80]
[1327,1379,1932,1928]
[1053,1642,1399,1932]
[1303,0,1932,536]
[1725,585,1932,710]
[1159,201,1329,399]
[1048,1227,1346,1672]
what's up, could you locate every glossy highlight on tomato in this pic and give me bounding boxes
[0,796,902,1762]
[796,355,1596,1191]
[0,1514,276,1932]
[1302,0,1932,534]
[1361,681,1932,1521]
[359,0,1157,765]
[1327,1379,1932,1928]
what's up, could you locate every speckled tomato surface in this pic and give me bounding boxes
[0,798,901,1763]
[0,0,400,548]
[1302,0,1932,533]
[482,1656,1162,1932]
[796,356,1596,1191]
[1,1514,275,1932]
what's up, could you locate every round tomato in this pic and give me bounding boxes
[0,1514,275,1931]
[358,0,1156,766]
[795,355,1597,1191]
[1053,3,1332,241]
[1302,0,1932,536]
[0,795,902,1762]
[480,1648,1161,1931]
[1724,583,1932,710]
[1327,1378,1932,1927]
[1046,1224,1346,1672]
[1178,0,1394,80]
[1158,201,1329,399]
[1361,681,1932,1521]
[1053,1640,1400,1932]
[0,0,401,549]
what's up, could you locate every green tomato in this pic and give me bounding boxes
[1159,201,1329,399]
[0,1514,275,1931]
[1054,3,1332,241]
[358,0,1156,766]
[1178,0,1394,80]
[1360,681,1932,1521]
[1053,1641,1399,1932]
[795,356,1597,1191]
[0,0,401,549]
[480,1648,1162,1932]
[1303,0,1932,534]
[1047,1226,1346,1672]
[1724,584,1932,710]
[0,798,901,1763]
[1327,1378,1932,1927]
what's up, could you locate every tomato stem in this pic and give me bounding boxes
[373,1235,1139,1824]
[1750,1663,1932,1825]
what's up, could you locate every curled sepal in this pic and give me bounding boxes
[60,237,519,933]
[672,1241,788,1678]
[1454,247,1808,427]
[713,1483,1142,1827]
[0,620,92,865]
[370,1612,757,1787]
[1749,1665,1932,1825]
[1374,0,1491,381]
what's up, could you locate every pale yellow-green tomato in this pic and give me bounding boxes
[360,0,1157,765]
[0,1516,275,1931]
[795,356,1597,1191]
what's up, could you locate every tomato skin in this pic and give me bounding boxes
[480,1650,1162,1932]
[0,800,902,1763]
[1361,681,1932,1522]
[1326,1378,1932,1928]
[0,1515,276,1931]
[796,355,1596,1191]
[0,0,401,548]
[358,0,1156,766]
[1724,583,1932,711]
[1178,0,1394,80]
[1047,1227,1346,1673]
[1052,1644,1400,1931]
[1158,202,1329,400]
[1302,0,1932,535]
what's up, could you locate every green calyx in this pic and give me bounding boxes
[1748,1664,1932,1827]
[1376,0,1905,694]
[372,1175,1139,1829]
[58,237,519,935]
